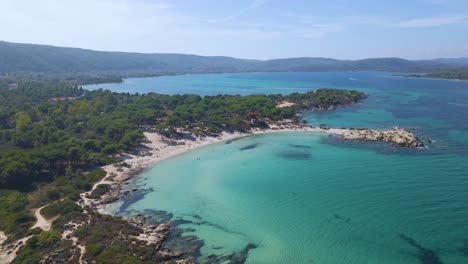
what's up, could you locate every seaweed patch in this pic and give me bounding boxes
[289,144,312,149]
[116,188,153,214]
[460,239,468,257]
[277,151,311,160]
[240,143,259,151]
[205,243,257,264]
[194,221,245,237]
[399,233,444,264]
[333,213,351,224]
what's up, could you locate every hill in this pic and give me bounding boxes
[0,41,467,75]
[432,58,468,65]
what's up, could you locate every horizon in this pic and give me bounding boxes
[2,39,468,61]
[1,0,467,60]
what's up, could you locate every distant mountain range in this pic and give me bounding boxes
[432,58,468,65]
[1,41,467,75]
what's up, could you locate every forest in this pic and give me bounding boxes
[424,72,468,80]
[404,71,468,80]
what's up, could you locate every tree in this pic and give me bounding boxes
[15,112,31,130]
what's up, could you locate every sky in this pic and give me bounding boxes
[0,0,467,60]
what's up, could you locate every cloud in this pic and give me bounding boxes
[392,15,468,28]
[278,13,391,38]
[223,0,270,21]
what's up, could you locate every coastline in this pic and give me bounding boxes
[0,124,426,263]
[75,124,331,263]
[81,124,326,213]
[81,124,426,215]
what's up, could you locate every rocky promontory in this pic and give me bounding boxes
[331,127,425,148]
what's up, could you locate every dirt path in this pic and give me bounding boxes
[31,204,57,231]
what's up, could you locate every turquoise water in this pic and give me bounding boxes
[97,72,468,263]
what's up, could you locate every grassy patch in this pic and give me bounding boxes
[0,190,35,239]
[87,184,111,199]
[27,169,107,208]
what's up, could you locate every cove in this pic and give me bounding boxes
[98,72,468,263]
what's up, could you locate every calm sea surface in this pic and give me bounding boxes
[85,72,468,263]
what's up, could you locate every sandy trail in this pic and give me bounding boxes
[31,203,58,232]
[0,235,33,264]
[276,101,296,108]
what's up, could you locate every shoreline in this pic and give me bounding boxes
[81,124,426,214]
[81,124,327,213]
[0,125,427,264]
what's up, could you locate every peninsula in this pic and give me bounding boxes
[0,79,424,263]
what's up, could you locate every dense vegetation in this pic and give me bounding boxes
[403,71,468,80]
[1,41,467,76]
[0,78,366,263]
[0,80,365,190]
[422,72,468,80]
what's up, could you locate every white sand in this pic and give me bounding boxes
[104,125,326,182]
[82,124,421,214]
[0,235,33,264]
[31,205,55,231]
[276,101,296,108]
[82,125,329,212]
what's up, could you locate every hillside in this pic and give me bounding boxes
[432,58,468,65]
[0,41,467,75]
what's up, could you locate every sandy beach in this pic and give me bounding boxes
[81,124,329,212]
[81,124,425,214]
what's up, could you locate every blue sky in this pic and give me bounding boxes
[0,0,467,59]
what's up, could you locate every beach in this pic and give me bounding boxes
[81,123,425,215]
[81,124,326,212]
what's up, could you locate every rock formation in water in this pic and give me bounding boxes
[336,127,425,148]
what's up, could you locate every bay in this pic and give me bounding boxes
[89,72,468,263]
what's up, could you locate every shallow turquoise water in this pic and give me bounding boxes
[99,72,468,263]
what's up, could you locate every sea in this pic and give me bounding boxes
[84,72,468,264]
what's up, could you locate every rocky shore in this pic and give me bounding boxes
[330,127,426,148]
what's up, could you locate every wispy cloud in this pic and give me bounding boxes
[295,23,347,38]
[392,15,468,28]
[278,13,391,38]
[1,0,467,59]
[223,0,270,21]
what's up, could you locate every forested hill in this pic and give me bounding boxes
[432,58,468,65]
[1,41,466,75]
[0,41,258,74]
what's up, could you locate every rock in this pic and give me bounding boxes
[155,224,171,233]
[339,128,424,148]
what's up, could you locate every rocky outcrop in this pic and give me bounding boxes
[336,127,425,148]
